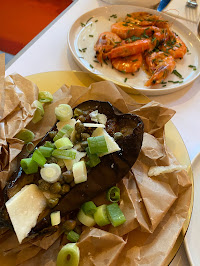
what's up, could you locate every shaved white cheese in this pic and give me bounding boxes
[57,118,76,131]
[148,165,187,177]
[83,123,105,128]
[92,128,120,156]
[89,110,107,125]
[5,184,46,243]
[63,149,86,170]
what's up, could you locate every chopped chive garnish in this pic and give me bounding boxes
[168,80,183,84]
[131,73,135,76]
[81,22,85,27]
[188,65,197,70]
[127,14,131,17]
[93,60,99,63]
[90,64,94,69]
[103,59,108,65]
[20,158,38,174]
[132,59,138,62]
[86,17,93,24]
[89,35,93,37]
[82,48,87,52]
[110,14,117,18]
[172,70,183,79]
[124,78,127,82]
[79,49,82,52]
[95,20,98,22]
[162,85,166,87]
[107,186,120,203]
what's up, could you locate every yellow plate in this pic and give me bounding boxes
[1,71,193,265]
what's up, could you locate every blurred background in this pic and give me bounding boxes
[1,0,73,64]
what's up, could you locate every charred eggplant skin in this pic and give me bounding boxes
[0,101,144,235]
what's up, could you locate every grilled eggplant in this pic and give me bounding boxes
[0,101,144,237]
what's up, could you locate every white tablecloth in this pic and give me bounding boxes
[5,0,199,264]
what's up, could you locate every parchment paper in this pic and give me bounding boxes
[0,55,192,265]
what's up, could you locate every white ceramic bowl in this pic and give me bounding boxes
[101,0,160,8]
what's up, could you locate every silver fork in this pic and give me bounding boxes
[186,0,198,8]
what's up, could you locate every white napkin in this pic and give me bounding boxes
[163,0,199,23]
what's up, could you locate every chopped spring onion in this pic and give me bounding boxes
[83,123,105,128]
[32,149,46,166]
[38,91,53,103]
[53,124,73,142]
[52,149,76,160]
[81,201,97,216]
[26,142,35,153]
[54,137,73,150]
[56,243,80,266]
[77,209,96,227]
[15,129,35,144]
[67,230,80,243]
[87,136,108,154]
[106,203,126,227]
[40,163,61,183]
[106,186,120,203]
[86,147,100,168]
[94,204,110,226]
[32,100,44,124]
[20,158,38,174]
[50,211,61,226]
[55,104,73,121]
[44,141,56,149]
[72,161,87,184]
[39,146,54,158]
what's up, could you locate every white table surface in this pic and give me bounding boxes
[5,0,199,265]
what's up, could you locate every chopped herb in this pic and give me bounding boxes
[93,60,99,63]
[103,59,108,65]
[95,20,98,23]
[162,84,166,87]
[89,35,94,37]
[86,17,93,24]
[161,81,167,84]
[120,70,126,74]
[81,22,85,27]
[132,59,138,62]
[151,37,156,43]
[90,64,94,69]
[130,36,141,41]
[122,23,128,26]
[131,73,135,76]
[82,48,87,53]
[172,70,183,79]
[79,49,82,52]
[187,47,189,52]
[188,65,197,70]
[115,41,121,44]
[124,78,127,82]
[110,14,117,18]
[168,80,183,84]
[127,14,131,17]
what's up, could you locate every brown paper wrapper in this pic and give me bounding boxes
[0,55,192,265]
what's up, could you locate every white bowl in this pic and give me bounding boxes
[101,0,160,8]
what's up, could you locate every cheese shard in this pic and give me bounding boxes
[92,128,121,156]
[5,184,47,243]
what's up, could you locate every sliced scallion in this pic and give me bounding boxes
[87,136,108,154]
[32,100,44,124]
[44,141,56,149]
[15,129,35,144]
[40,163,61,183]
[56,243,80,266]
[106,203,126,227]
[81,201,97,216]
[20,158,38,174]
[32,149,46,166]
[106,186,120,203]
[55,104,73,121]
[73,161,87,184]
[77,209,96,227]
[38,91,53,103]
[94,204,110,226]
[67,230,80,243]
[50,211,61,226]
[86,147,100,167]
[53,124,73,142]
[52,149,76,160]
[54,137,73,150]
[39,146,54,158]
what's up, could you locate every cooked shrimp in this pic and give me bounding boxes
[111,22,161,40]
[111,53,142,73]
[145,51,176,86]
[161,31,187,59]
[108,39,151,59]
[125,12,169,29]
[94,32,122,63]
